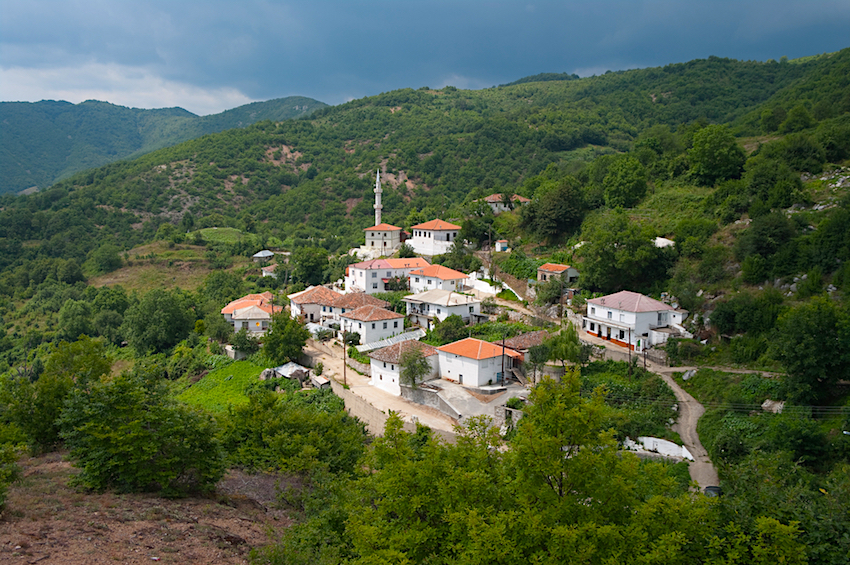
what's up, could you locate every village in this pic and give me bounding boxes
[215,171,711,484]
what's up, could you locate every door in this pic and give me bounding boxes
[606,327,611,340]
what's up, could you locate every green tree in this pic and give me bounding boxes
[292,246,329,286]
[520,176,585,244]
[779,105,815,134]
[771,297,849,404]
[397,242,415,258]
[603,155,647,208]
[578,209,671,292]
[688,124,745,186]
[232,328,259,355]
[547,322,590,369]
[428,314,467,345]
[59,364,225,495]
[122,289,195,355]
[264,313,310,365]
[57,298,94,341]
[399,344,432,389]
[87,243,123,274]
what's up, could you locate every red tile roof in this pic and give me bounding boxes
[437,338,524,360]
[288,285,342,306]
[538,263,571,273]
[332,293,390,310]
[369,340,438,363]
[409,265,467,280]
[341,305,404,322]
[364,223,402,231]
[412,219,461,231]
[588,290,674,313]
[350,257,430,270]
[483,193,531,204]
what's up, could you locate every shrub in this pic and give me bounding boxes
[59,365,225,496]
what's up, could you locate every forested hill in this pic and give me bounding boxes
[0,96,327,195]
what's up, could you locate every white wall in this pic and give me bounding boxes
[365,229,401,251]
[408,229,457,256]
[370,355,438,396]
[344,316,403,344]
[409,275,465,294]
[346,265,417,294]
[438,351,508,388]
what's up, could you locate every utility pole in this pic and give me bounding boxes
[501,333,506,386]
[628,327,632,382]
[342,321,347,387]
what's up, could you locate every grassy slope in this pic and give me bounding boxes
[178,360,265,412]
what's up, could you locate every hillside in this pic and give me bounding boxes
[0,96,328,195]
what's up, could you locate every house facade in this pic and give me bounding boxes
[403,289,482,330]
[221,292,282,332]
[324,293,390,324]
[288,286,342,323]
[340,305,405,345]
[481,193,531,214]
[363,223,403,252]
[261,264,278,278]
[408,265,468,294]
[344,257,430,294]
[408,219,462,256]
[252,250,275,263]
[436,338,523,388]
[537,263,580,284]
[368,341,439,396]
[583,290,688,351]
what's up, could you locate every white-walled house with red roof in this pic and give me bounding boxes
[583,290,689,351]
[537,262,579,284]
[220,292,283,334]
[436,337,523,388]
[340,305,405,345]
[363,222,403,252]
[480,193,531,214]
[408,264,468,294]
[344,257,430,294]
[408,219,462,256]
[288,286,342,323]
[368,341,439,396]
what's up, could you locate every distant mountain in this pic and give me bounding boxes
[0,96,328,194]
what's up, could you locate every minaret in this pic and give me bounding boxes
[373,169,382,226]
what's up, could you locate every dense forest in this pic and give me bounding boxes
[1,47,849,563]
[0,96,328,195]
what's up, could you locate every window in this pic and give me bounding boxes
[386,271,391,277]
[427,279,432,285]
[372,272,377,278]
[342,308,346,313]
[469,307,474,313]
[620,313,624,322]
[391,365,394,371]
[619,330,625,339]
[607,311,612,319]
[372,283,378,289]
[590,323,595,331]
[394,321,398,328]
[383,362,386,368]
[591,307,595,315]
[437,308,441,314]
[371,323,376,329]
[383,322,387,329]
[415,277,420,282]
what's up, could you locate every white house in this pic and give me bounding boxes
[363,223,403,252]
[261,264,278,278]
[480,193,531,214]
[288,286,342,323]
[403,289,482,330]
[344,257,430,294]
[494,240,510,252]
[408,219,462,256]
[221,292,281,331]
[368,340,439,396]
[584,290,689,351]
[340,305,405,345]
[537,263,580,284]
[436,338,523,388]
[408,265,468,294]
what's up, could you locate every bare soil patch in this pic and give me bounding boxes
[0,453,292,565]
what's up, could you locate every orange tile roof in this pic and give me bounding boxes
[332,293,390,310]
[369,340,438,363]
[221,292,276,315]
[385,257,430,269]
[437,338,524,360]
[538,263,571,273]
[409,265,467,280]
[364,223,402,231]
[288,285,342,306]
[412,219,461,231]
[341,305,404,322]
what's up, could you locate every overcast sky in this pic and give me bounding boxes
[1,1,848,116]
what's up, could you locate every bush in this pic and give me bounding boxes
[59,365,225,496]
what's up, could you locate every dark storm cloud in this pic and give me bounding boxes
[1,1,848,114]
